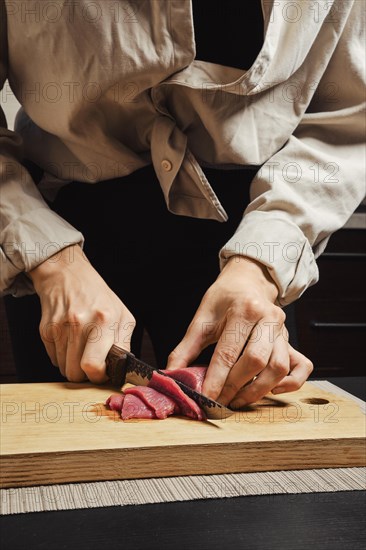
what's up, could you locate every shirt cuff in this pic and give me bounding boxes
[218,211,319,306]
[1,207,84,297]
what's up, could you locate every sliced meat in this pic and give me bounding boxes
[148,371,206,421]
[121,393,156,420]
[106,393,125,412]
[163,366,207,393]
[106,366,207,422]
[124,386,178,419]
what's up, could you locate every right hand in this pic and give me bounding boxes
[166,255,313,406]
[28,244,136,383]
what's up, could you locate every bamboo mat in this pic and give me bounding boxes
[1,468,365,515]
[1,381,365,515]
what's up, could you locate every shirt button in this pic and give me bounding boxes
[161,159,173,172]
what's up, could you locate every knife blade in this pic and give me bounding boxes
[105,344,234,420]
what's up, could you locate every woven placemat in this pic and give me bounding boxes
[1,381,365,515]
[1,467,365,515]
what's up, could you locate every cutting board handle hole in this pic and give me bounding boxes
[300,398,330,405]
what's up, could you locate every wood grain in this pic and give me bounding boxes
[0,381,365,488]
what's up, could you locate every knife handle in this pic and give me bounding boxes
[105,344,132,387]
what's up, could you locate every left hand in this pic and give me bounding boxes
[166,256,313,407]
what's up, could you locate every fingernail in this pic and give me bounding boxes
[272,387,284,395]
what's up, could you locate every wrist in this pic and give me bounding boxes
[28,244,86,287]
[223,255,279,303]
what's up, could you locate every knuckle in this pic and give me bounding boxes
[39,322,47,341]
[65,310,83,325]
[306,359,314,374]
[240,298,266,321]
[93,309,110,324]
[269,361,289,377]
[248,297,266,317]
[274,307,286,324]
[267,305,286,325]
[216,346,239,368]
[39,321,58,342]
[246,348,267,370]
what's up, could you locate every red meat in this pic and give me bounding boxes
[163,366,207,393]
[105,365,208,421]
[124,386,179,419]
[106,393,125,412]
[148,371,206,421]
[121,393,156,420]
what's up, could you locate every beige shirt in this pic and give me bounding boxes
[0,0,365,304]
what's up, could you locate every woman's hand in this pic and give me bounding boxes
[28,244,135,383]
[166,256,313,407]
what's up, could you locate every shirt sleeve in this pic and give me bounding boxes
[0,8,84,297]
[219,0,366,306]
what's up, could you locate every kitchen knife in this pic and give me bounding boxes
[105,344,234,420]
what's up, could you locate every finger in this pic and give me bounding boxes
[80,323,114,384]
[271,344,313,394]
[81,316,136,384]
[201,312,250,400]
[228,335,290,408]
[165,317,209,370]
[54,337,68,377]
[216,315,284,405]
[49,322,67,376]
[50,319,70,376]
[43,340,58,368]
[65,323,88,383]
[39,322,59,367]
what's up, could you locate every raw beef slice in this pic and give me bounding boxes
[148,371,206,421]
[105,365,208,421]
[124,386,179,419]
[121,393,156,420]
[106,393,125,412]
[163,366,207,393]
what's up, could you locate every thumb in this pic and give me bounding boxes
[165,319,207,370]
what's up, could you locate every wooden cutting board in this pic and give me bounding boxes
[0,381,365,488]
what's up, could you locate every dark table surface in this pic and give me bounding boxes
[1,377,365,550]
